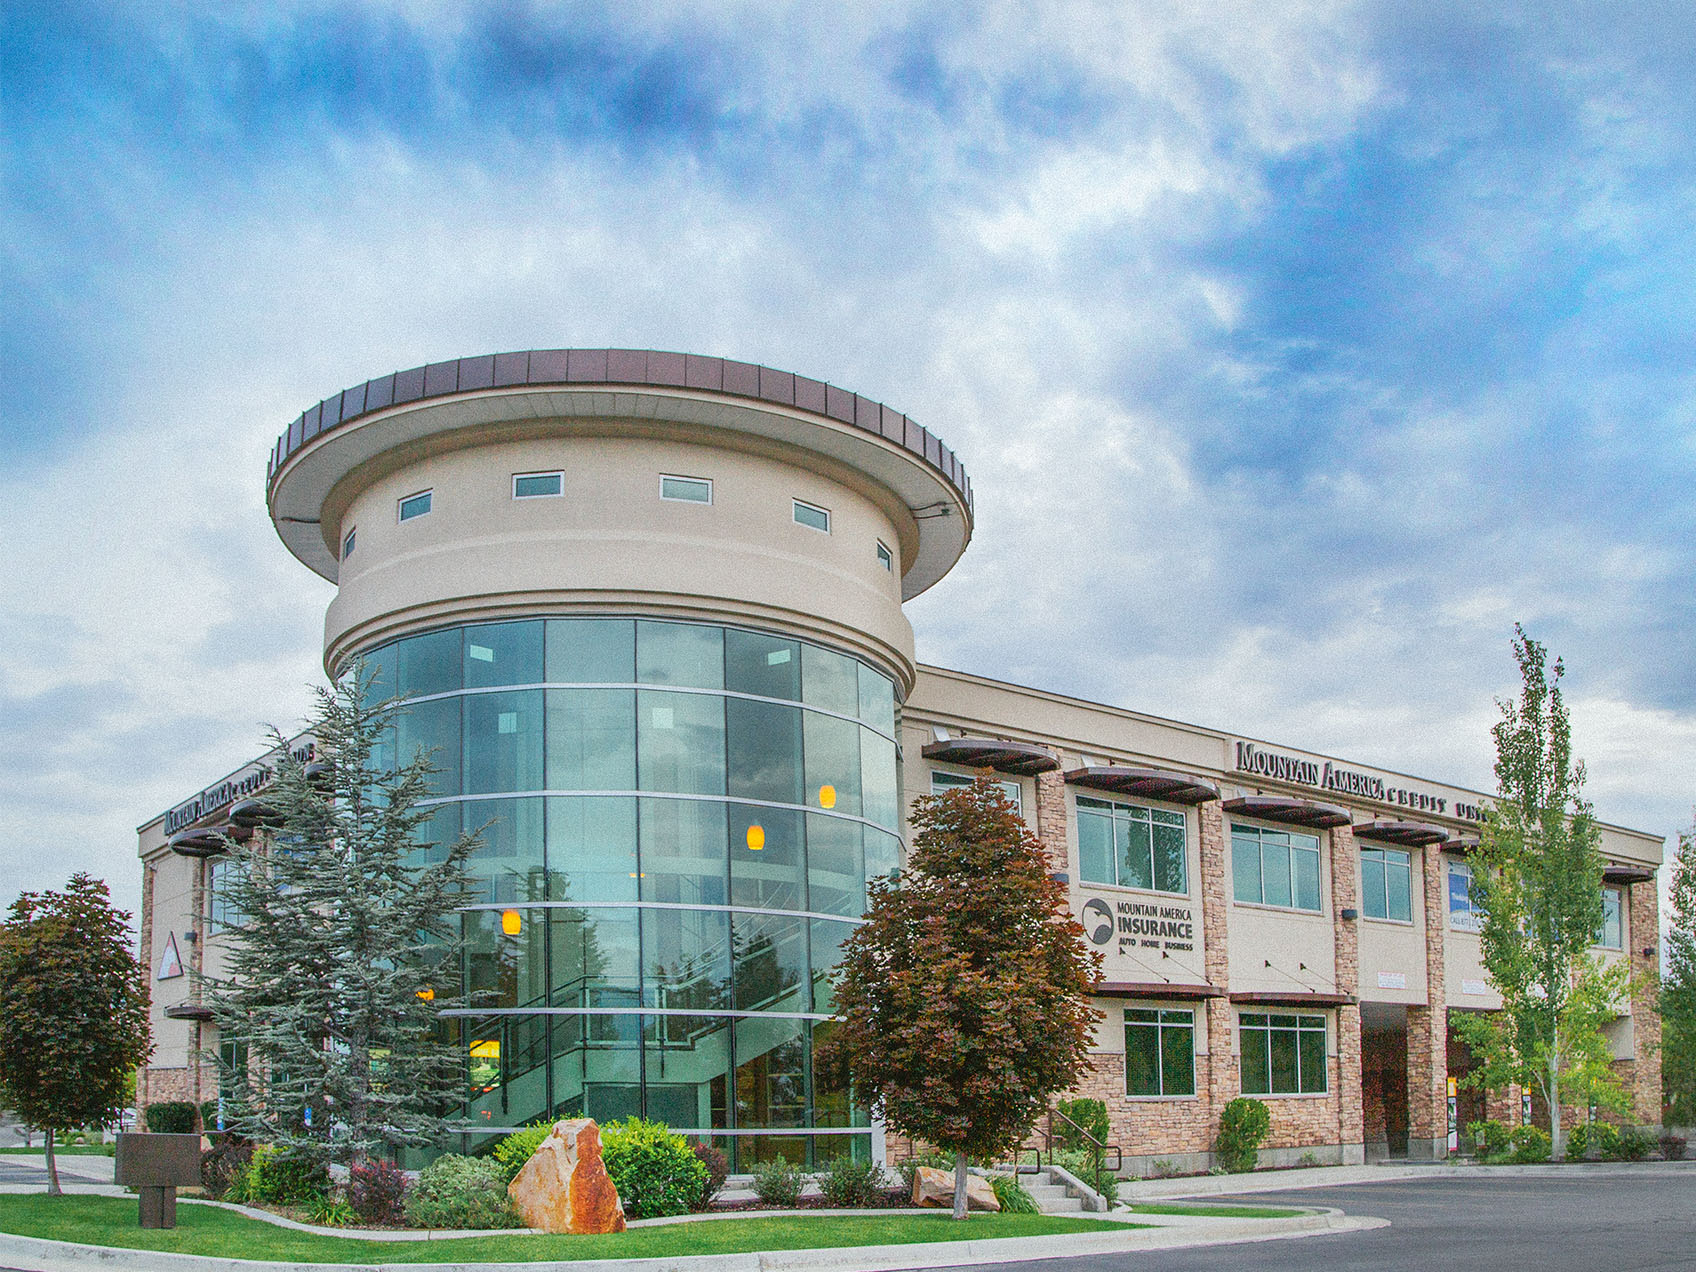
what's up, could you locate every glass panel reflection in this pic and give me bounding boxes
[727,699,803,805]
[464,690,544,794]
[805,814,863,917]
[801,643,859,716]
[639,798,728,907]
[545,689,635,791]
[857,664,896,735]
[725,628,800,700]
[461,798,545,903]
[638,691,726,795]
[545,797,637,902]
[645,1014,730,1131]
[464,911,547,1010]
[637,622,723,689]
[397,628,461,698]
[859,730,899,830]
[464,621,542,689]
[732,912,808,1012]
[643,907,731,1013]
[735,1015,809,1129]
[546,618,634,684]
[730,805,804,910]
[396,695,460,798]
[802,712,862,817]
[808,919,856,1013]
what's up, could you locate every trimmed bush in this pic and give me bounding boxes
[1566,1122,1618,1160]
[1468,1119,1513,1159]
[231,1145,331,1206]
[750,1157,806,1208]
[492,1121,553,1183]
[1608,1126,1655,1161]
[1215,1097,1271,1173]
[403,1154,521,1230]
[1508,1125,1551,1163]
[1658,1134,1686,1161]
[346,1159,410,1227]
[817,1156,885,1208]
[1056,1098,1111,1151]
[600,1118,708,1220]
[310,1196,358,1227]
[144,1101,198,1133]
[199,1139,253,1200]
[690,1141,729,1210]
[989,1172,1038,1213]
[200,1100,221,1132]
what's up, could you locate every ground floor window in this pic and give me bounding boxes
[1125,1007,1195,1096]
[1239,1012,1327,1095]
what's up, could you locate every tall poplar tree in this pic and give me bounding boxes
[1454,626,1628,1159]
[1660,813,1696,1125]
[0,875,151,1194]
[206,665,479,1167]
[822,777,1101,1219]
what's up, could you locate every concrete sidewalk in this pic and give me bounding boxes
[1123,1157,1696,1201]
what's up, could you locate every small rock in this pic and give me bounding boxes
[508,1118,626,1234]
[911,1164,1001,1212]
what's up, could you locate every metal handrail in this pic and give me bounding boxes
[1016,1106,1122,1183]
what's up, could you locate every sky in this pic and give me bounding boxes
[2,1,1692,933]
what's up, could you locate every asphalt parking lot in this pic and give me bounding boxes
[979,1166,1696,1272]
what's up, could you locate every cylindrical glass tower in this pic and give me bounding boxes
[265,350,973,1167]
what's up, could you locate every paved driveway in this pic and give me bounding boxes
[979,1167,1696,1272]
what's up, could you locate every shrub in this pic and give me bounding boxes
[200,1100,221,1132]
[1468,1119,1513,1159]
[1053,1147,1119,1206]
[144,1101,198,1133]
[894,1150,955,1189]
[1507,1126,1551,1163]
[310,1196,358,1228]
[1567,1122,1619,1160]
[817,1156,885,1208]
[492,1120,553,1183]
[1056,1098,1111,1151]
[1215,1097,1270,1173]
[1658,1134,1686,1162]
[200,1138,253,1200]
[233,1145,331,1206]
[346,1159,410,1227]
[750,1157,806,1208]
[1296,1152,1322,1168]
[403,1154,521,1230]
[1607,1127,1655,1161]
[1152,1158,1179,1179]
[989,1172,1037,1214]
[689,1141,729,1210]
[600,1118,708,1220]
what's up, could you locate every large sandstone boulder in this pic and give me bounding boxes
[508,1118,627,1234]
[911,1164,1000,1212]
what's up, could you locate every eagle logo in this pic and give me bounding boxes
[1082,898,1115,946]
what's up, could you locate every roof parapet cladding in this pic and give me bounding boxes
[266,348,972,512]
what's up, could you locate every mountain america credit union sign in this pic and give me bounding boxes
[1232,741,1485,821]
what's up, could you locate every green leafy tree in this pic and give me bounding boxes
[1453,626,1629,1159]
[206,665,479,1168]
[0,875,151,1194]
[821,777,1101,1219]
[1661,813,1696,1126]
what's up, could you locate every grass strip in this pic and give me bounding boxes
[1132,1202,1304,1218]
[0,1146,114,1156]
[0,1195,1138,1264]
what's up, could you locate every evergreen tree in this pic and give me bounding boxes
[206,665,478,1167]
[0,875,151,1194]
[1453,625,1629,1159]
[821,777,1101,1219]
[1661,813,1696,1125]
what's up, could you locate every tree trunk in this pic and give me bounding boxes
[953,1152,969,1220]
[1549,1049,1563,1161]
[44,1128,60,1196]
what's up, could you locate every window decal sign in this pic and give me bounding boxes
[156,931,183,980]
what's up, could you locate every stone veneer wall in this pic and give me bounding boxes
[1628,881,1663,1126]
[1197,801,1235,1137]
[1329,823,1364,1163]
[1407,844,1449,1157]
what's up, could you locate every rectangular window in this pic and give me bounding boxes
[1360,847,1413,921]
[1596,888,1623,949]
[931,770,1021,812]
[1231,824,1322,912]
[513,471,563,498]
[1125,1008,1195,1096]
[876,541,893,571]
[207,861,247,930]
[1078,798,1188,894]
[792,499,830,533]
[398,490,432,521]
[1239,1013,1327,1095]
[1448,860,1484,933]
[341,527,355,560]
[660,474,712,504]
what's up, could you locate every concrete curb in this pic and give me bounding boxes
[0,1208,1378,1272]
[1124,1158,1696,1200]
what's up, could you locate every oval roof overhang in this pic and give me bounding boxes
[267,349,974,601]
[1223,794,1352,829]
[1353,820,1449,847]
[1067,765,1220,805]
[921,737,1062,776]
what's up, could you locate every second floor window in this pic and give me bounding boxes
[1232,823,1321,911]
[1360,847,1413,921]
[1079,798,1187,894]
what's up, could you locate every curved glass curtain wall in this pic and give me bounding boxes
[358,618,900,1168]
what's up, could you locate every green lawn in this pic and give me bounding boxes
[1131,1202,1305,1219]
[0,1146,113,1156]
[0,1195,1139,1264]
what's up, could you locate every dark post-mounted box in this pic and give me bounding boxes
[114,1132,203,1228]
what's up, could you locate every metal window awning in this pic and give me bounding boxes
[1066,766,1221,805]
[1096,981,1225,1000]
[1353,820,1449,847]
[1222,795,1351,829]
[163,1004,214,1022]
[1441,835,1481,855]
[1603,863,1655,885]
[228,798,284,829]
[1229,990,1356,1007]
[919,737,1062,776]
[168,827,231,858]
